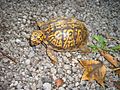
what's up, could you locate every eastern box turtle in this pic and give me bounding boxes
[31,17,89,64]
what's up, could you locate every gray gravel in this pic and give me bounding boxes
[0,0,120,90]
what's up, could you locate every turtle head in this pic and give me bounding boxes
[30,30,46,46]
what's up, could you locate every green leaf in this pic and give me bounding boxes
[89,45,97,49]
[88,45,98,52]
[110,45,120,51]
[92,35,100,42]
[91,35,119,53]
[93,35,107,49]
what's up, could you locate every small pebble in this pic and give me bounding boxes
[15,39,21,44]
[31,83,37,90]
[65,52,71,57]
[51,68,57,74]
[28,51,35,58]
[23,15,27,19]
[25,59,31,65]
[20,42,26,46]
[75,82,79,87]
[23,19,26,23]
[77,55,82,59]
[62,56,69,63]
[14,81,18,86]
[72,67,77,73]
[58,87,65,90]
[68,76,74,81]
[43,83,52,90]
[62,77,66,82]
[80,81,86,86]
[3,58,9,63]
[37,80,43,88]
[66,70,71,74]
[17,84,22,89]
[64,65,71,70]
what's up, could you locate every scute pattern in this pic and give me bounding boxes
[48,30,63,48]
[42,18,88,50]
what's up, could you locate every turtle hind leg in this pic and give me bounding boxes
[46,47,58,64]
[36,21,45,27]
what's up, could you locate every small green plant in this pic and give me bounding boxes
[89,35,120,52]
[89,35,120,79]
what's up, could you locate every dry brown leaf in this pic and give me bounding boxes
[113,67,120,76]
[55,78,64,88]
[79,60,106,87]
[99,50,119,67]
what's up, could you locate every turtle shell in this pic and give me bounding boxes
[40,17,88,51]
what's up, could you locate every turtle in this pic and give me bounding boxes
[30,17,89,64]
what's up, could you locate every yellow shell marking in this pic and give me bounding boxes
[63,29,75,49]
[76,29,82,45]
[48,30,63,48]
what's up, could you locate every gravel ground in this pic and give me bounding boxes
[0,0,120,90]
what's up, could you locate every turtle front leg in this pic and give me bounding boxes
[46,47,58,64]
[79,45,91,53]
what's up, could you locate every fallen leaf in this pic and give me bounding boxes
[99,50,119,67]
[79,60,106,87]
[112,67,120,76]
[55,78,64,88]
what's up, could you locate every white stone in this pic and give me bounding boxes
[37,80,42,88]
[72,58,78,63]
[52,75,57,80]
[14,81,18,86]
[77,55,81,59]
[65,52,71,57]
[62,77,66,82]
[3,58,9,63]
[23,15,27,19]
[23,19,26,23]
[15,39,21,44]
[28,51,35,58]
[58,87,65,90]
[43,83,52,90]
[25,59,31,65]
[20,42,26,46]
[21,72,25,75]
[51,68,57,74]
[31,83,36,90]
[17,83,22,89]
[62,56,69,63]
[80,80,86,85]
[75,82,79,86]
[66,70,71,74]
[72,67,77,73]
[64,65,71,70]
[27,20,30,24]
[68,76,74,81]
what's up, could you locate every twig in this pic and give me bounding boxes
[0,50,17,64]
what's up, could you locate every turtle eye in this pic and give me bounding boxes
[34,36,37,39]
